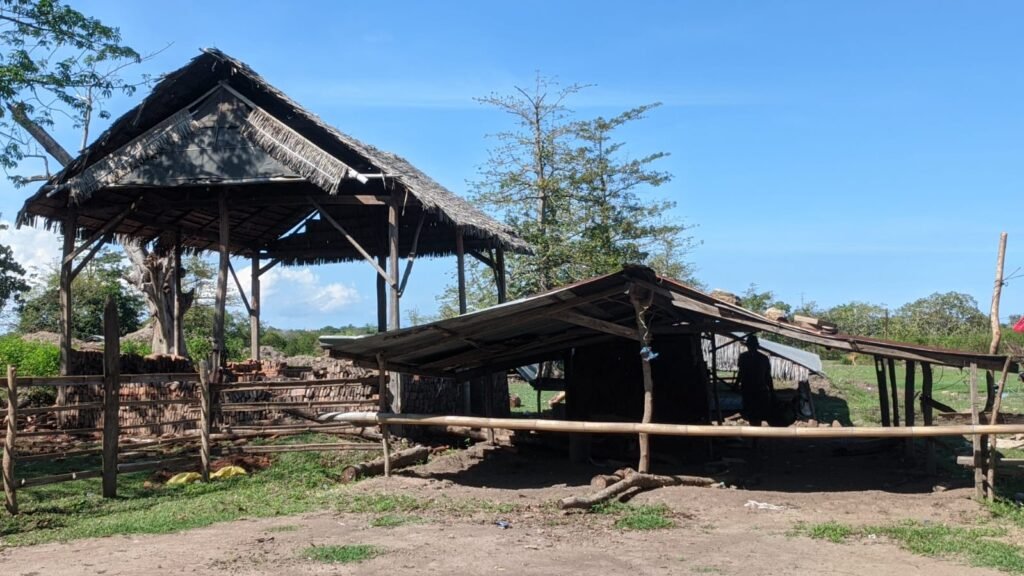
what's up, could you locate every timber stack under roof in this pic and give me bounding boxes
[17,48,530,263]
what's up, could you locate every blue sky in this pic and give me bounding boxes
[1,1,1022,328]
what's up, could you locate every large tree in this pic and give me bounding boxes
[462,75,695,305]
[0,1,192,355]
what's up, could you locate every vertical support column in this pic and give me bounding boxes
[887,358,900,426]
[250,254,260,362]
[213,191,230,368]
[101,297,121,499]
[495,246,507,304]
[904,360,916,458]
[455,227,467,315]
[709,334,723,424]
[874,356,891,427]
[986,356,1013,500]
[3,365,17,514]
[387,200,400,330]
[59,210,78,379]
[376,353,392,477]
[969,362,985,500]
[376,253,387,333]
[172,229,183,357]
[921,362,935,474]
[985,232,1008,412]
[198,361,211,483]
[630,285,655,473]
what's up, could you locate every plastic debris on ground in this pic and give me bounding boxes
[744,500,786,511]
[212,465,248,479]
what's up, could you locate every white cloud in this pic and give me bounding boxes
[236,264,360,319]
[0,221,60,282]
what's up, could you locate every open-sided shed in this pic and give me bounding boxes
[18,49,529,373]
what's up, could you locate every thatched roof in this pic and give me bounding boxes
[17,49,530,261]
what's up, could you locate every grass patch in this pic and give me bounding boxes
[300,544,381,564]
[0,436,375,547]
[337,493,427,514]
[594,501,674,530]
[369,514,420,528]
[801,520,1024,573]
[266,524,299,532]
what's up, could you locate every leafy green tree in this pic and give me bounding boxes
[891,292,987,340]
[17,249,143,337]
[740,284,790,315]
[822,301,889,337]
[0,222,28,315]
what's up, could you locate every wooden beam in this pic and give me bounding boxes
[397,211,425,298]
[631,284,656,473]
[227,260,252,316]
[969,362,985,500]
[101,297,121,498]
[69,234,106,281]
[172,229,183,356]
[496,246,507,304]
[388,199,400,330]
[310,197,394,287]
[59,210,77,378]
[888,357,900,426]
[468,249,495,269]
[987,356,1014,499]
[456,227,467,315]
[560,311,641,341]
[922,361,935,474]
[258,258,280,277]
[874,355,891,427]
[62,197,141,265]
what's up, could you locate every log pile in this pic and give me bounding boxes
[341,445,430,482]
[558,468,718,510]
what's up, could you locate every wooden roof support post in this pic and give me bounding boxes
[213,191,230,368]
[921,362,935,474]
[887,358,900,427]
[969,362,986,500]
[904,360,916,459]
[630,283,656,473]
[59,210,77,378]
[250,253,260,362]
[985,232,1008,413]
[101,297,121,498]
[388,199,400,330]
[709,333,723,424]
[376,353,392,477]
[496,246,507,304]
[874,356,891,427]
[455,226,467,315]
[986,356,1013,500]
[171,229,183,356]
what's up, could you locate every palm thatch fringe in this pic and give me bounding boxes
[240,107,356,195]
[64,110,199,203]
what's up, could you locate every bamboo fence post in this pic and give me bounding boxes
[101,297,121,498]
[969,362,985,500]
[4,365,17,514]
[630,285,655,474]
[874,356,891,427]
[198,360,212,482]
[921,362,935,474]
[377,353,392,478]
[986,356,1013,500]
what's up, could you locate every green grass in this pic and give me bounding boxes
[594,501,675,530]
[0,438,374,547]
[266,524,299,532]
[801,520,1024,573]
[300,544,382,564]
[508,379,559,415]
[369,514,421,528]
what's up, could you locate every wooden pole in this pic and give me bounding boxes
[985,232,1008,413]
[455,227,467,315]
[376,353,391,478]
[172,229,183,356]
[887,358,900,426]
[59,210,77,378]
[3,365,17,514]
[987,356,1013,500]
[198,360,212,482]
[630,285,655,473]
[376,252,387,333]
[709,334,723,424]
[101,297,121,498]
[327,412,1024,439]
[250,254,260,362]
[213,191,230,368]
[388,200,400,330]
[921,362,935,474]
[969,362,985,500]
[496,246,507,304]
[874,356,891,427]
[904,360,915,458]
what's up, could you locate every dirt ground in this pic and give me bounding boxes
[0,439,1014,576]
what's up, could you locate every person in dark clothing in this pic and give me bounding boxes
[737,335,775,425]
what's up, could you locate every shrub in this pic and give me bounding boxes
[0,335,60,376]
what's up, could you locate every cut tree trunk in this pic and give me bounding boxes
[125,243,193,355]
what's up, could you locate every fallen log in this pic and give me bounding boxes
[559,469,717,510]
[341,445,430,482]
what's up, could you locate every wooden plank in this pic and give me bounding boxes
[227,260,252,315]
[213,191,230,368]
[16,448,102,463]
[218,401,377,411]
[456,227,467,315]
[496,247,507,304]
[251,254,260,361]
[63,197,140,265]
[172,229,183,356]
[874,356,891,427]
[4,366,17,514]
[310,197,394,287]
[377,353,391,477]
[18,469,101,488]
[888,358,900,426]
[102,298,121,498]
[236,443,380,453]
[921,361,935,474]
[397,212,425,298]
[560,311,640,341]
[388,199,400,331]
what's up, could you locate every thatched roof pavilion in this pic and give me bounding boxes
[18,48,528,373]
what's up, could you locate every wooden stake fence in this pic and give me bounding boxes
[4,365,16,514]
